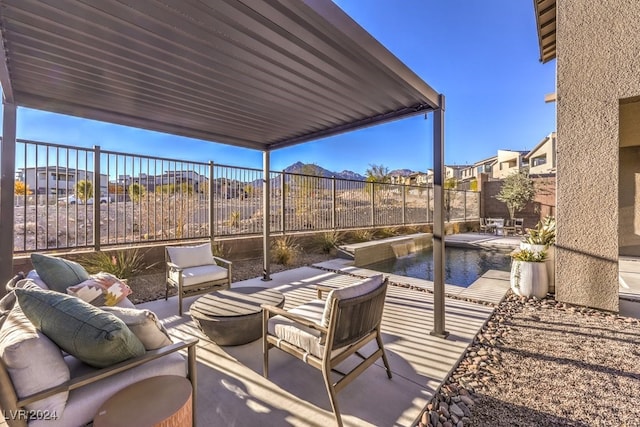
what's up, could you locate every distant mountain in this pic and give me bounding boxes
[388,168,414,177]
[336,170,366,181]
[283,162,365,181]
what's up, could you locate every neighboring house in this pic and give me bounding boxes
[494,150,527,179]
[444,165,469,181]
[460,156,497,182]
[389,174,407,185]
[17,166,108,195]
[118,170,208,193]
[524,132,556,175]
[533,0,640,312]
[406,170,433,186]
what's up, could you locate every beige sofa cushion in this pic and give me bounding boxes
[0,301,70,414]
[102,306,173,350]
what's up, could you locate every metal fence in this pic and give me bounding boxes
[13,139,480,253]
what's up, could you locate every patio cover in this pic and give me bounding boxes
[533,0,556,63]
[0,0,448,336]
[0,0,440,149]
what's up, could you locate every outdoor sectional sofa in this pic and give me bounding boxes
[0,255,197,427]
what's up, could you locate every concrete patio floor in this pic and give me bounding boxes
[139,259,510,426]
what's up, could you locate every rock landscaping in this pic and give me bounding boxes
[419,293,640,427]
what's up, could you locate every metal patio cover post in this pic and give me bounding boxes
[0,0,447,335]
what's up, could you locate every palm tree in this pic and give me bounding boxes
[75,180,93,203]
[128,183,146,202]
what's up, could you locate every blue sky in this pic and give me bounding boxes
[8,0,555,175]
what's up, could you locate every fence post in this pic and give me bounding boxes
[93,146,101,251]
[402,184,406,225]
[331,176,336,230]
[209,161,215,243]
[370,182,375,226]
[281,172,286,234]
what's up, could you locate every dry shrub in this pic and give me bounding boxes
[271,236,300,265]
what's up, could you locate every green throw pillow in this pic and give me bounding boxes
[31,253,91,293]
[15,287,145,368]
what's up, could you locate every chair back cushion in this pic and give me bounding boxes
[167,244,215,269]
[320,274,385,327]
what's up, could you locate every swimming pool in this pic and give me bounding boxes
[363,246,512,287]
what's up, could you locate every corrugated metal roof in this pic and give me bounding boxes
[0,0,441,150]
[534,0,556,63]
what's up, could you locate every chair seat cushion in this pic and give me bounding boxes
[268,299,325,358]
[170,264,228,288]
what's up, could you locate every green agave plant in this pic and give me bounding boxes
[523,216,556,246]
[81,249,149,279]
[510,248,547,262]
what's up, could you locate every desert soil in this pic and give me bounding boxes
[127,250,332,304]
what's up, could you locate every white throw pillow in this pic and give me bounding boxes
[0,301,70,414]
[101,306,173,350]
[167,243,215,269]
[320,274,385,327]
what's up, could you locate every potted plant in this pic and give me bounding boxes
[520,216,556,292]
[510,248,548,298]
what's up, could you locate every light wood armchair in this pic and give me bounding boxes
[165,243,232,315]
[262,275,391,427]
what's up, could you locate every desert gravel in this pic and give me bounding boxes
[421,294,640,427]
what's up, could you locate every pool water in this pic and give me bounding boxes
[363,246,511,287]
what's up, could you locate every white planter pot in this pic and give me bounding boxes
[510,260,549,299]
[520,243,555,293]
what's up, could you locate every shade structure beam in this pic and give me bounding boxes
[430,94,449,339]
[262,150,271,281]
[0,102,17,295]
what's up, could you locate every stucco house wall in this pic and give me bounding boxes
[556,0,640,311]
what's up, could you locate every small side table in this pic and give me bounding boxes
[93,375,192,427]
[191,287,285,345]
